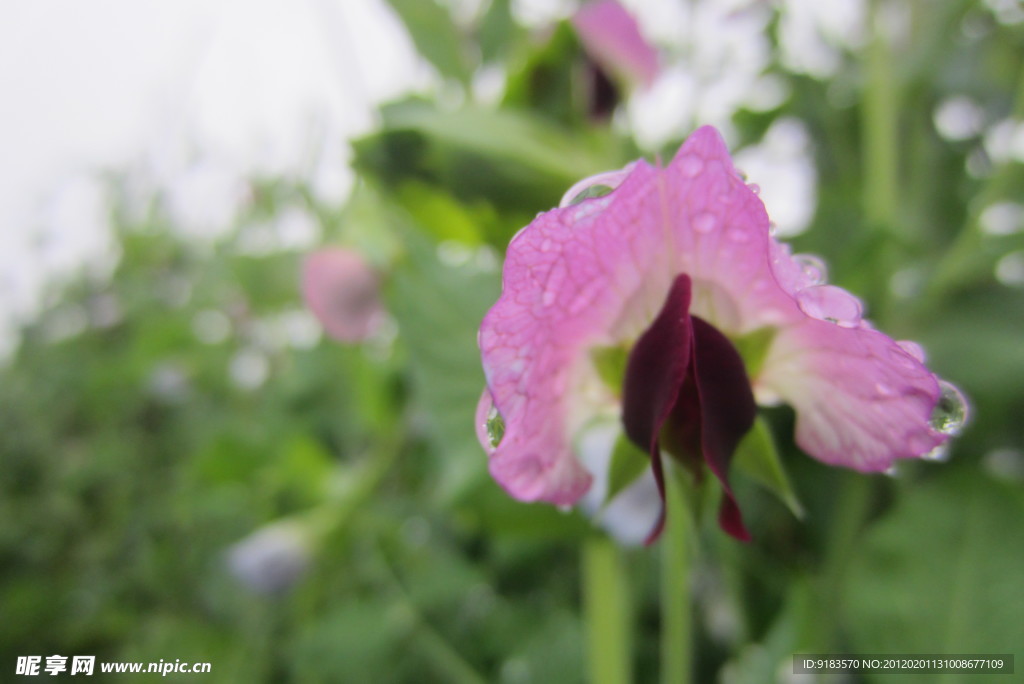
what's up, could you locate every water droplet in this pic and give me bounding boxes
[540,238,552,252]
[922,444,951,462]
[542,289,556,306]
[930,380,968,436]
[896,340,926,362]
[726,227,749,242]
[875,382,896,397]
[768,221,778,236]
[569,184,614,205]
[693,212,717,233]
[748,183,761,195]
[486,406,505,448]
[680,155,704,177]
[792,253,828,286]
[796,285,863,326]
[884,465,900,478]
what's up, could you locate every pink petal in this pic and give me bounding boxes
[302,248,383,343]
[572,0,660,90]
[759,319,947,471]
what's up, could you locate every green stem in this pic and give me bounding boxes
[863,0,899,232]
[583,536,633,684]
[661,470,695,684]
[819,474,873,649]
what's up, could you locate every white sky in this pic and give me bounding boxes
[0,0,425,356]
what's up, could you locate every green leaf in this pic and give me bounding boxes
[353,100,624,224]
[389,228,500,502]
[383,0,473,84]
[590,345,628,395]
[845,471,1024,676]
[605,434,650,504]
[731,327,776,379]
[732,417,803,517]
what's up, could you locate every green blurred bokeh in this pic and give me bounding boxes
[2,1,1023,682]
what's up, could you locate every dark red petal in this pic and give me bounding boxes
[690,316,756,541]
[621,274,694,544]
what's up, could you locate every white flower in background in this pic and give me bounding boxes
[226,521,312,595]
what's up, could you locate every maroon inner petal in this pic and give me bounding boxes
[691,316,756,541]
[621,274,756,543]
[621,274,694,545]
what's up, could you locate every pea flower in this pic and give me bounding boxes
[572,0,660,91]
[476,126,965,542]
[302,248,384,343]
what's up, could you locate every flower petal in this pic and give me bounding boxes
[759,319,947,471]
[690,316,755,540]
[572,0,660,90]
[621,273,695,543]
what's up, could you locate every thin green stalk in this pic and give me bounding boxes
[583,536,633,684]
[819,474,873,649]
[661,470,695,684]
[863,0,899,232]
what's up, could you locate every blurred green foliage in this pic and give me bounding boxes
[3,1,1024,682]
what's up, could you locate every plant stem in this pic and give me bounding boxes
[661,471,694,684]
[583,535,633,684]
[863,0,899,233]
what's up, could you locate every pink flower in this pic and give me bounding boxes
[476,126,962,542]
[302,248,383,343]
[572,0,659,90]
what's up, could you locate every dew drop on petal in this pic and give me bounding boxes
[726,227,750,242]
[875,381,896,397]
[694,212,717,233]
[792,253,828,286]
[486,406,506,448]
[681,155,704,177]
[796,285,863,326]
[922,443,951,462]
[930,380,969,436]
[896,340,927,363]
[748,183,761,195]
[568,184,614,205]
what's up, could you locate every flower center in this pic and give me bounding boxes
[620,273,755,543]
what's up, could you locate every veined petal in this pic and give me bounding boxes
[759,319,947,471]
[479,160,667,504]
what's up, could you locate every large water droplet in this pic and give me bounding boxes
[930,380,968,436]
[486,406,505,448]
[568,184,614,205]
[795,285,863,326]
[792,253,828,286]
[680,155,704,177]
[693,212,717,233]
